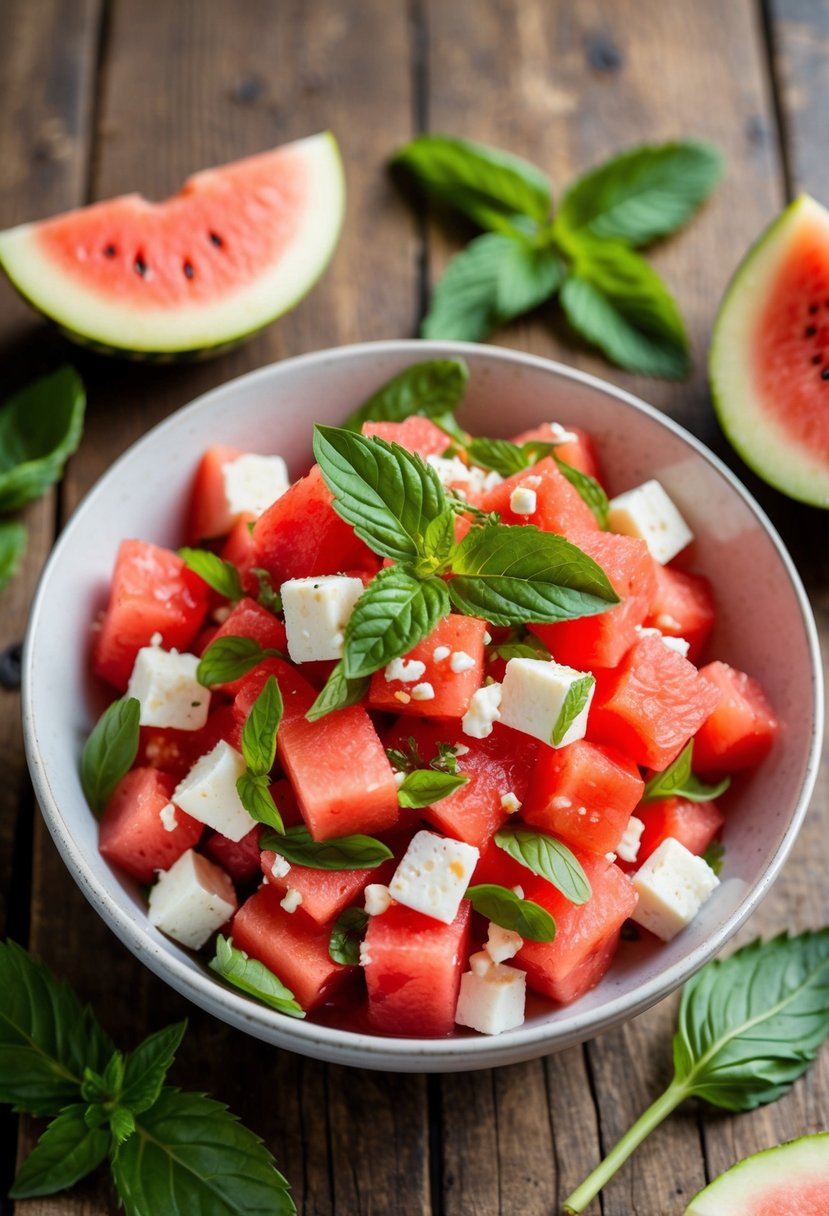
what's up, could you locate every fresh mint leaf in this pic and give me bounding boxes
[0,367,85,512]
[120,1022,186,1116]
[343,359,470,431]
[306,660,370,722]
[259,824,393,871]
[80,697,141,816]
[179,548,243,601]
[559,239,690,379]
[642,741,730,803]
[393,133,552,232]
[329,908,370,966]
[236,771,285,834]
[109,1106,137,1145]
[343,565,450,679]
[421,233,562,342]
[397,769,469,808]
[111,1085,296,1215]
[494,825,591,905]
[448,522,618,626]
[551,674,595,746]
[240,674,282,776]
[0,520,27,592]
[9,1103,109,1198]
[0,939,114,1116]
[314,425,448,563]
[553,454,609,528]
[487,627,551,663]
[209,936,303,1019]
[251,568,282,613]
[555,140,723,247]
[197,636,283,688]
[465,884,556,942]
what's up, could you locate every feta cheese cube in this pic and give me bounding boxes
[364,884,392,916]
[172,740,253,841]
[148,849,237,949]
[222,453,290,519]
[269,854,291,879]
[509,486,537,516]
[498,658,595,748]
[389,829,479,924]
[455,962,526,1035]
[485,922,523,963]
[462,682,502,739]
[631,837,719,941]
[607,479,693,564]
[127,648,210,731]
[280,888,303,914]
[282,575,365,663]
[469,950,493,977]
[616,816,645,865]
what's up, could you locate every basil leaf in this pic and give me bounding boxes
[0,519,27,592]
[313,425,448,563]
[343,566,450,679]
[306,659,370,722]
[555,140,723,247]
[209,936,303,1019]
[642,741,730,804]
[111,1085,296,1215]
[9,1103,109,1198]
[120,1022,186,1116]
[421,233,562,342]
[343,358,470,431]
[385,736,423,774]
[179,548,243,601]
[110,1106,137,1145]
[80,697,141,815]
[251,568,283,613]
[553,454,609,528]
[0,939,115,1116]
[259,824,393,871]
[397,769,469,809]
[559,240,690,379]
[465,437,530,478]
[494,825,591,905]
[236,771,285,834]
[393,133,552,230]
[197,636,283,688]
[0,367,85,512]
[448,522,618,626]
[551,674,595,746]
[240,674,282,776]
[431,741,461,774]
[487,627,551,663]
[701,839,725,876]
[418,509,457,576]
[465,884,556,942]
[329,907,370,966]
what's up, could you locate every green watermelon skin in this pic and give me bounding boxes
[709,194,829,509]
[685,1133,829,1215]
[0,132,345,360]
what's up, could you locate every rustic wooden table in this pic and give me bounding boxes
[1,1,828,1212]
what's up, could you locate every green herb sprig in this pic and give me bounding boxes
[236,674,285,833]
[642,739,731,804]
[393,135,723,378]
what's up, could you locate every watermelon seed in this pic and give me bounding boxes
[183,261,194,279]
[134,255,147,276]
[805,326,817,338]
[209,232,223,248]
[103,244,116,258]
[822,368,829,381]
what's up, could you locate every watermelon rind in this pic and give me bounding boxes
[684,1133,829,1214]
[709,193,829,509]
[0,132,345,360]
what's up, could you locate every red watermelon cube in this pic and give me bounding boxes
[692,661,779,774]
[99,767,203,883]
[369,614,487,719]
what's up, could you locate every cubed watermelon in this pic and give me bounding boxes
[186,443,244,542]
[481,457,599,536]
[368,614,487,719]
[633,797,725,867]
[692,661,779,773]
[644,564,716,662]
[362,416,450,456]
[509,423,603,482]
[99,768,203,883]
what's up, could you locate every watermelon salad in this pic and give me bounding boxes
[84,367,779,1038]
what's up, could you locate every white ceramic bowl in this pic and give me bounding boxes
[22,340,823,1072]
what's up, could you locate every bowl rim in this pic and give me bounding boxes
[22,338,825,1071]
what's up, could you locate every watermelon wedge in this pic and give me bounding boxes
[684,1133,829,1215]
[709,194,829,508]
[0,132,344,359]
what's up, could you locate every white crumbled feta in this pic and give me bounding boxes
[126,648,210,731]
[364,884,392,916]
[469,950,493,977]
[509,486,537,516]
[607,479,693,565]
[483,632,492,645]
[282,575,365,663]
[498,658,595,748]
[605,852,617,862]
[485,922,523,963]
[462,682,502,739]
[148,849,237,949]
[270,854,291,880]
[222,452,290,519]
[411,682,436,701]
[426,454,504,495]
[449,650,476,674]
[548,422,578,443]
[635,624,691,658]
[280,888,303,914]
[433,645,451,663]
[394,770,407,789]
[616,816,645,865]
[212,604,233,625]
[455,962,526,1035]
[512,885,525,900]
[172,740,253,841]
[452,743,470,757]
[500,791,522,814]
[552,795,572,810]
[159,802,178,833]
[631,838,719,941]
[385,657,427,683]
[149,631,163,647]
[389,829,479,924]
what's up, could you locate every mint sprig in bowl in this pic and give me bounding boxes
[22,340,822,1072]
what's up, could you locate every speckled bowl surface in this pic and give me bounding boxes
[22,340,823,1072]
